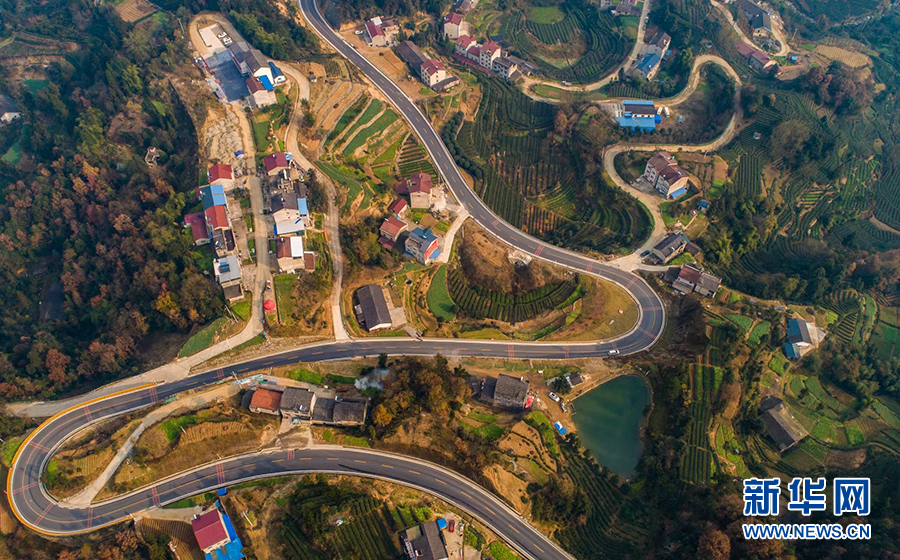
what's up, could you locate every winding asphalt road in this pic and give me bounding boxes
[7,3,671,558]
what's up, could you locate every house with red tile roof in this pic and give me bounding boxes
[443,12,471,39]
[388,197,408,216]
[205,205,230,231]
[246,76,276,109]
[455,35,477,56]
[263,153,289,176]
[208,163,234,189]
[405,173,432,209]
[250,388,282,415]
[380,216,408,242]
[420,59,447,89]
[191,509,230,554]
[184,212,210,246]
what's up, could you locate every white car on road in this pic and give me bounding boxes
[548,392,560,403]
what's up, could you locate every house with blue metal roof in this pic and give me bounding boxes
[199,184,227,210]
[784,318,823,360]
[268,62,286,84]
[632,53,662,81]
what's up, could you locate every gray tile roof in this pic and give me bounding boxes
[354,285,392,331]
[760,399,807,452]
[411,521,448,560]
[280,387,315,414]
[494,374,528,403]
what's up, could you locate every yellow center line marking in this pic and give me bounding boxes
[435,478,447,485]
[408,470,420,475]
[312,351,323,355]
[534,544,544,553]
[298,457,311,460]
[354,460,366,464]
[485,507,495,515]
[508,523,520,534]
[382,464,393,468]
[327,457,339,461]
[272,459,284,463]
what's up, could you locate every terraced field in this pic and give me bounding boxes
[453,79,650,254]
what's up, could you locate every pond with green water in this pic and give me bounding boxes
[571,375,651,477]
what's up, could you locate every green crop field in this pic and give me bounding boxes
[343,110,398,157]
[501,1,628,84]
[726,314,754,334]
[427,266,456,322]
[451,79,650,254]
[325,95,368,146]
[747,321,771,346]
[178,317,230,357]
[447,267,577,323]
[527,5,565,24]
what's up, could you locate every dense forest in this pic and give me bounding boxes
[0,1,218,400]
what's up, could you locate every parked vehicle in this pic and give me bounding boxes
[608,349,620,356]
[217,32,228,39]
[548,392,560,403]
[355,30,365,35]
[266,280,272,291]
[448,520,455,533]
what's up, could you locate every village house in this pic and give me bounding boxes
[650,233,689,264]
[644,151,691,198]
[400,172,432,209]
[616,99,659,130]
[249,387,282,415]
[760,397,808,452]
[272,192,310,237]
[388,197,409,216]
[275,236,315,274]
[208,163,234,191]
[280,387,317,421]
[632,53,663,81]
[214,254,243,302]
[269,61,286,84]
[354,284,393,332]
[454,0,478,14]
[480,374,530,410]
[420,59,447,89]
[645,31,671,58]
[246,76,276,109]
[442,12,471,39]
[183,212,210,246]
[231,46,274,88]
[396,41,429,73]
[669,264,722,297]
[455,35,477,56]
[0,95,21,124]
[263,152,290,176]
[735,42,776,71]
[492,57,518,80]
[191,507,244,559]
[364,17,399,47]
[479,41,502,69]
[784,318,825,359]
[401,521,449,560]
[198,184,234,257]
[405,227,440,264]
[379,215,409,251]
[737,0,773,38]
[313,398,369,426]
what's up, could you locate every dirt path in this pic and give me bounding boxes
[710,0,790,57]
[604,57,743,271]
[61,384,241,507]
[279,63,350,341]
